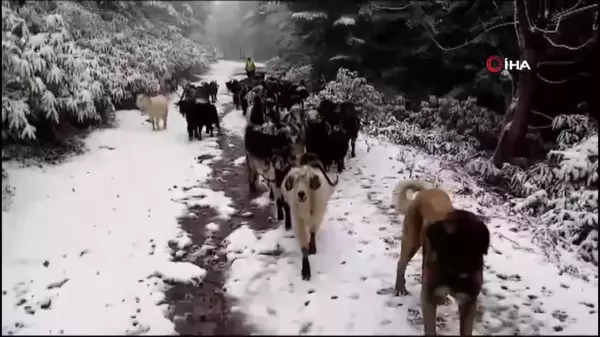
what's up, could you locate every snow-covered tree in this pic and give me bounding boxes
[2,0,217,142]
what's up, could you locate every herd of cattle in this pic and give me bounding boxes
[162,73,362,280]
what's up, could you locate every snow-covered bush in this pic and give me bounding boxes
[264,56,294,77]
[282,64,313,84]
[2,1,217,142]
[504,115,598,264]
[306,68,384,115]
[306,66,598,265]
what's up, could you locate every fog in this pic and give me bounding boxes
[204,1,290,62]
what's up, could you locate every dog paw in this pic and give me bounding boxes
[395,286,409,296]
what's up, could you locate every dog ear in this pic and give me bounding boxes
[284,175,294,191]
[309,174,321,190]
[425,221,449,253]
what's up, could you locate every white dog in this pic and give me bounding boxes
[136,94,169,131]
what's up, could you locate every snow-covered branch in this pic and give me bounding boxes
[422,21,516,52]
[1,1,217,140]
[372,3,413,12]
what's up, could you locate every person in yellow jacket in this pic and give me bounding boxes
[245,57,256,79]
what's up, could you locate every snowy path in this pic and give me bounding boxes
[216,63,598,334]
[1,66,231,334]
[2,61,597,335]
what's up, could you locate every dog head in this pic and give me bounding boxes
[426,209,490,275]
[283,166,321,203]
[306,109,320,123]
[271,150,295,186]
[299,152,322,168]
[318,99,337,116]
[135,94,150,110]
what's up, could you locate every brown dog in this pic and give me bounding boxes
[392,180,490,336]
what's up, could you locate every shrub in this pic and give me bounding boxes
[264,56,292,77]
[308,66,598,265]
[306,68,383,115]
[2,1,217,142]
[281,64,313,84]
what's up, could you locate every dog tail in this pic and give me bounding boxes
[392,179,434,215]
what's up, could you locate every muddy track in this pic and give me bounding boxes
[165,103,278,335]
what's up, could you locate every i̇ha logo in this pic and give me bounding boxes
[486,55,531,72]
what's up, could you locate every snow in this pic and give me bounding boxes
[251,193,271,208]
[291,11,328,20]
[3,60,597,335]
[333,16,356,26]
[219,81,598,335]
[205,222,220,233]
[233,156,246,166]
[1,86,224,333]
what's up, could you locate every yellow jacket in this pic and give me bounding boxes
[245,60,256,72]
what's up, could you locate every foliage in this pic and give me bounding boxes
[307,66,598,265]
[264,56,292,77]
[2,0,217,142]
[282,64,313,84]
[306,68,383,115]
[281,0,519,106]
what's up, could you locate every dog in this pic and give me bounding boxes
[136,94,168,131]
[392,179,490,336]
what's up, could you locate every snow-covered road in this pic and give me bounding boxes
[2,61,597,335]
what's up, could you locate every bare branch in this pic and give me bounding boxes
[551,0,583,21]
[542,33,597,50]
[530,109,554,122]
[537,73,569,84]
[551,3,596,22]
[537,60,580,66]
[372,3,412,11]
[422,21,516,52]
[528,124,553,131]
[514,0,523,50]
[523,0,562,34]
[536,72,591,84]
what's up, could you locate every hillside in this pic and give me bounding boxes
[2,0,218,149]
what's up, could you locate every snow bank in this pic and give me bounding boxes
[2,101,220,334]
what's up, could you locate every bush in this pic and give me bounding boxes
[281,64,313,84]
[264,56,292,77]
[309,67,598,265]
[306,68,383,115]
[2,1,217,142]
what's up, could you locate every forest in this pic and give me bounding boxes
[2,0,598,265]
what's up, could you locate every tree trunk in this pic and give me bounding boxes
[492,48,537,168]
[491,0,537,168]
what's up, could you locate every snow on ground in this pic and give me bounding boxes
[5,60,595,335]
[1,63,242,334]
[218,62,598,335]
